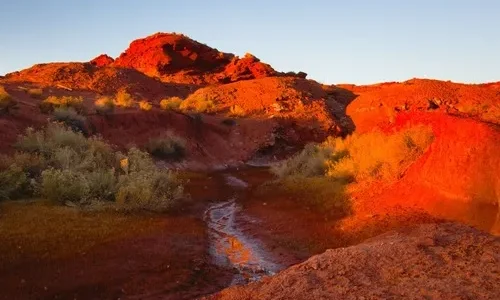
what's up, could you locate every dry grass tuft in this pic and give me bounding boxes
[94,96,115,115]
[114,90,135,108]
[139,100,153,111]
[27,88,43,99]
[40,95,84,114]
[160,97,183,111]
[179,94,215,113]
[0,86,18,114]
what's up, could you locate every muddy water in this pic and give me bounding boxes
[204,173,283,285]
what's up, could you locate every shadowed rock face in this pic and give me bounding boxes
[209,223,500,300]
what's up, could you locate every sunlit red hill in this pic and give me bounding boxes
[0,32,498,227]
[0,31,499,299]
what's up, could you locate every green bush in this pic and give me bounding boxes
[5,125,184,210]
[146,132,186,160]
[0,167,31,201]
[41,168,90,204]
[116,168,183,212]
[15,124,88,156]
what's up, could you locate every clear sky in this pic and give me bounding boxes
[0,0,499,84]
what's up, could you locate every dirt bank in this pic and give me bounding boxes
[210,223,500,300]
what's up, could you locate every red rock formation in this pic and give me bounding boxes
[90,54,114,67]
[112,33,292,84]
[219,53,277,82]
[113,33,234,78]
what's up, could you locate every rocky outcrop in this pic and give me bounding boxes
[111,32,298,84]
[90,54,114,67]
[342,78,500,129]
[113,32,234,78]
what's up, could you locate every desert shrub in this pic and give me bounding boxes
[139,100,153,111]
[95,96,115,115]
[115,148,183,211]
[52,107,87,133]
[114,90,135,108]
[7,125,184,210]
[146,132,186,160]
[4,152,47,178]
[160,97,183,111]
[180,94,215,113]
[228,105,246,117]
[84,169,117,201]
[41,168,90,204]
[16,124,88,155]
[274,125,434,184]
[271,143,333,179]
[0,86,17,114]
[0,167,32,200]
[325,125,434,182]
[27,88,43,99]
[40,95,84,114]
[116,167,183,212]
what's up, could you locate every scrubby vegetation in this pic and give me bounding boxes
[95,96,115,115]
[114,90,135,108]
[324,125,434,182]
[139,100,153,111]
[269,125,434,213]
[0,86,17,114]
[160,97,183,111]
[52,107,87,133]
[27,88,43,99]
[0,124,183,211]
[273,125,434,182]
[39,95,84,114]
[179,94,215,113]
[146,132,186,160]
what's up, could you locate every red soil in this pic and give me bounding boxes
[342,78,500,131]
[2,63,192,100]
[185,76,343,141]
[209,223,500,300]
[88,111,278,169]
[343,111,500,234]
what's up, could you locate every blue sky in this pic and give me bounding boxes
[0,0,498,84]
